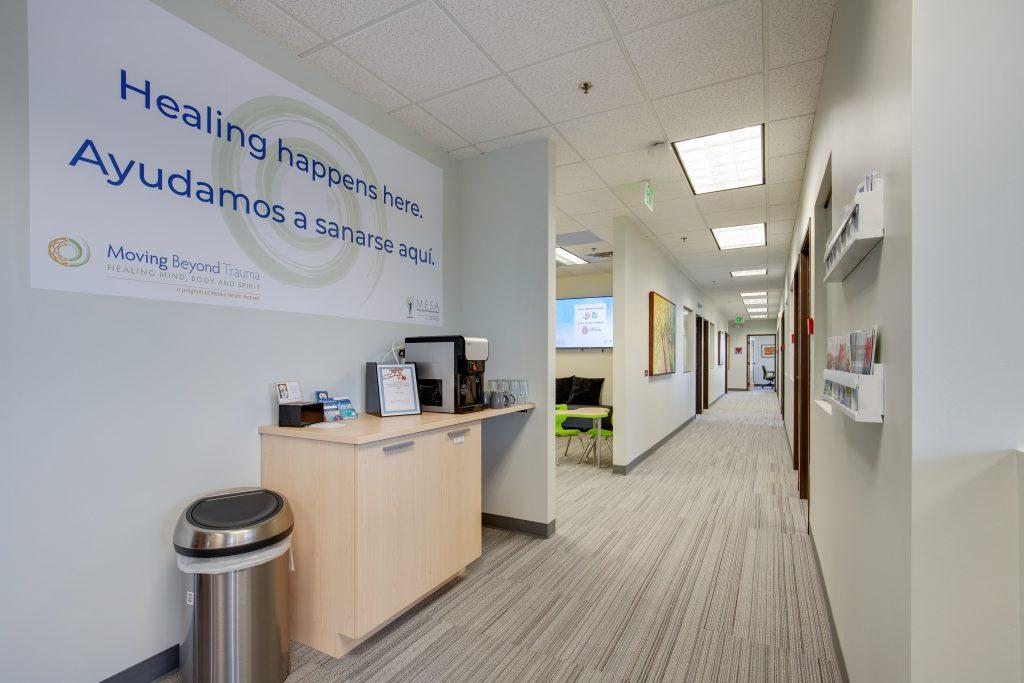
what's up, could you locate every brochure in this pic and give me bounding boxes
[336,397,358,420]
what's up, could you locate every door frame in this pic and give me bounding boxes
[794,234,811,502]
[695,314,704,414]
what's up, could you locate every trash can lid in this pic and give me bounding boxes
[173,488,293,558]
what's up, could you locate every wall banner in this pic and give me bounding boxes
[28,0,443,324]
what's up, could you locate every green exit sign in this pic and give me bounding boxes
[735,316,744,324]
[643,180,654,212]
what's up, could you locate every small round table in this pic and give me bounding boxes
[554,406,610,468]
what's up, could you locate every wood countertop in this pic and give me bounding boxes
[259,403,536,445]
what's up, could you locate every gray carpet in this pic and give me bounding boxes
[161,391,841,681]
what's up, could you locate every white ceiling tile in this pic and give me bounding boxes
[477,127,582,165]
[439,0,613,71]
[557,187,626,215]
[573,207,635,230]
[768,59,824,120]
[768,220,793,235]
[217,0,321,53]
[703,206,769,228]
[389,105,468,151]
[556,209,585,233]
[556,103,663,159]
[274,0,417,40]
[556,162,606,195]
[767,153,806,183]
[768,203,798,220]
[635,196,702,221]
[421,77,547,143]
[662,229,718,250]
[767,115,814,156]
[604,0,722,32]
[768,181,802,205]
[645,214,707,234]
[588,146,680,186]
[450,146,481,159]
[768,0,835,68]
[623,0,763,98]
[654,74,764,142]
[338,3,497,101]
[510,41,644,123]
[695,185,766,215]
[612,176,691,205]
[303,46,410,111]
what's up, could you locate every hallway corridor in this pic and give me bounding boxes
[174,392,840,682]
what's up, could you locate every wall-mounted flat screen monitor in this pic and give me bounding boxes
[556,296,613,348]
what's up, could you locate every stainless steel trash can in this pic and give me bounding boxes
[173,488,294,683]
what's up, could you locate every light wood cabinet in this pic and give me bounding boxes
[260,414,503,659]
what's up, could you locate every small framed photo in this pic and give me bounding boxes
[275,380,302,404]
[762,345,776,357]
[376,364,421,416]
[313,389,330,403]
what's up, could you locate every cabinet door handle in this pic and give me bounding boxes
[447,429,470,439]
[382,440,415,453]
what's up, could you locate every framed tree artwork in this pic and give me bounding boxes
[648,291,677,376]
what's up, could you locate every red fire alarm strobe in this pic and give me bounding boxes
[791,333,796,344]
[807,316,814,335]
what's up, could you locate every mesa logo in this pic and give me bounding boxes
[48,236,91,267]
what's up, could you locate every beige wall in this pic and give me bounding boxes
[556,272,613,403]
[612,217,726,470]
[910,0,1024,679]
[778,0,913,679]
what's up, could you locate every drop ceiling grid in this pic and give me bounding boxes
[219,0,834,319]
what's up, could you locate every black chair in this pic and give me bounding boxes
[762,365,776,389]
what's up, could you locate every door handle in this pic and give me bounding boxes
[382,440,415,453]
[447,429,470,439]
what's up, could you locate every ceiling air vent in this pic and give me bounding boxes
[588,251,613,262]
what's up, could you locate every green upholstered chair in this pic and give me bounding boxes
[554,404,583,463]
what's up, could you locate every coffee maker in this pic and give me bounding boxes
[404,336,487,413]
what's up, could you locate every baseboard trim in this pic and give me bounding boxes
[612,415,695,475]
[101,645,179,683]
[808,530,850,683]
[482,513,555,538]
[729,387,749,391]
[709,392,725,407]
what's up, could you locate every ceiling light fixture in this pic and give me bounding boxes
[711,223,766,250]
[750,314,769,319]
[740,291,767,297]
[746,307,768,313]
[731,268,767,277]
[743,297,768,305]
[555,247,587,265]
[672,124,764,195]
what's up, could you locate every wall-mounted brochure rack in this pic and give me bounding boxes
[824,173,884,282]
[823,364,883,422]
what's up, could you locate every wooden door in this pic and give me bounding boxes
[694,315,704,414]
[702,319,710,410]
[779,313,785,413]
[794,236,811,502]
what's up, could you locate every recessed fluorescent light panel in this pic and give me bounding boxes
[711,223,766,250]
[672,125,764,195]
[731,268,767,277]
[743,298,768,305]
[750,314,769,319]
[740,291,767,297]
[747,307,768,313]
[555,247,587,265]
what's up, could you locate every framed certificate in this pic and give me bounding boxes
[376,364,421,416]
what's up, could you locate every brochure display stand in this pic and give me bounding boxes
[824,173,884,283]
[822,364,884,422]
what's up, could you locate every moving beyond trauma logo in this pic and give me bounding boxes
[48,236,90,267]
